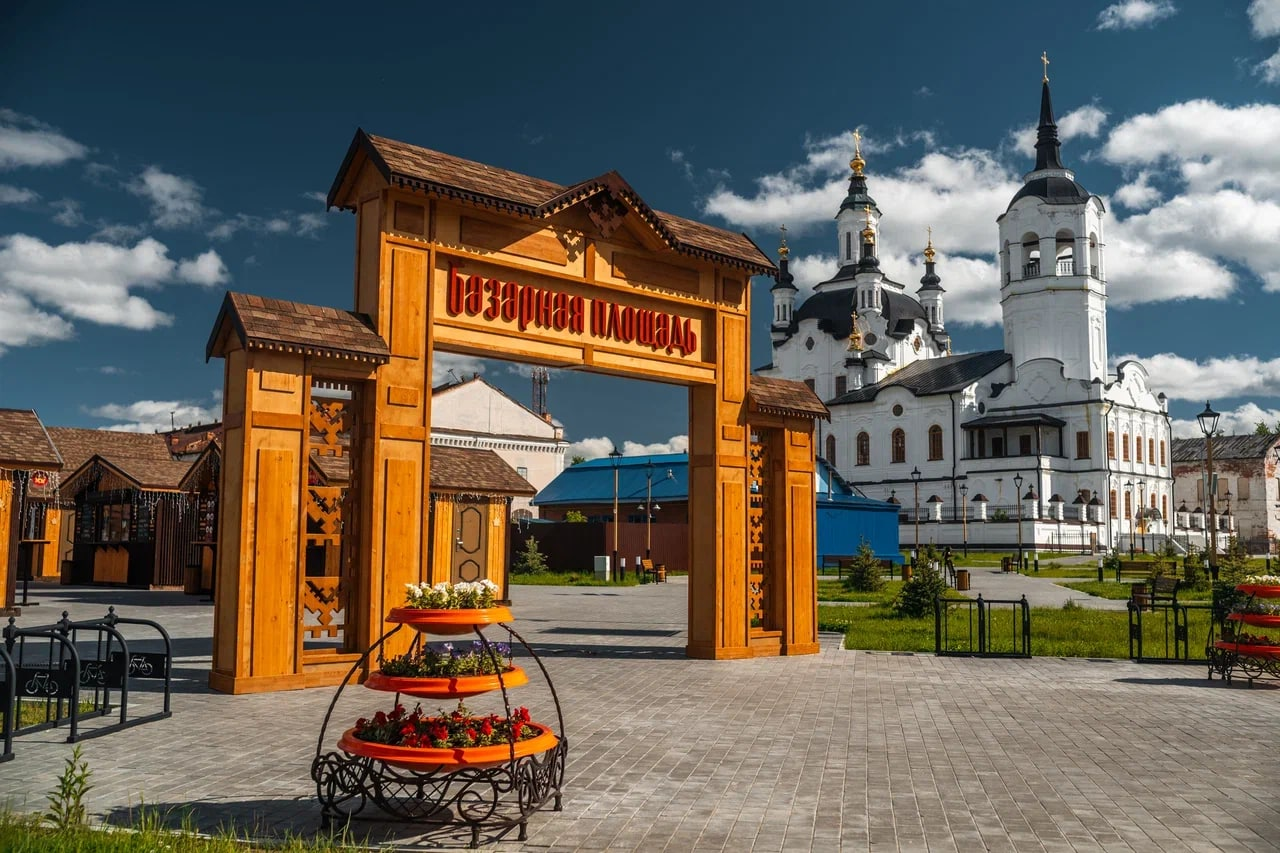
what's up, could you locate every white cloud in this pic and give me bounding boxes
[0,291,75,354]
[1096,0,1177,30]
[568,435,689,461]
[209,211,328,240]
[1114,351,1280,404]
[1010,104,1110,159]
[1169,402,1280,438]
[1101,100,1280,196]
[1249,0,1280,37]
[91,222,147,243]
[1112,170,1162,209]
[88,400,218,433]
[0,235,229,346]
[0,184,38,204]
[0,109,87,170]
[128,166,208,228]
[301,191,328,204]
[432,352,487,385]
[50,198,84,227]
[176,249,229,286]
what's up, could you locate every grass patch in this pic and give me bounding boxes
[0,810,367,852]
[1029,565,1097,579]
[17,700,98,728]
[509,572,640,587]
[1058,580,1213,602]
[835,600,1217,658]
[816,579,903,604]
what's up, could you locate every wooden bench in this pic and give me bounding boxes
[1130,576,1180,609]
[1115,560,1169,582]
[639,558,666,583]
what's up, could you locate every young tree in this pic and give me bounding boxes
[842,539,885,592]
[512,537,550,575]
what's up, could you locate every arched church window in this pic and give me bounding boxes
[1121,432,1130,462]
[856,432,870,466]
[891,428,906,464]
[1088,233,1100,278]
[1022,232,1041,278]
[846,231,852,261]
[1110,490,1118,518]
[1159,440,1166,466]
[928,425,943,461]
[1148,438,1155,464]
[826,434,837,466]
[1055,229,1075,276]
[1135,434,1143,463]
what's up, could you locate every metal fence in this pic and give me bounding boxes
[934,594,1031,658]
[1127,600,1214,663]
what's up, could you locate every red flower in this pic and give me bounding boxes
[373,711,387,725]
[512,721,523,739]
[481,719,493,737]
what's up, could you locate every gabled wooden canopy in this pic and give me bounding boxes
[177,440,222,492]
[748,376,830,421]
[327,129,775,275]
[206,292,392,364]
[62,453,194,495]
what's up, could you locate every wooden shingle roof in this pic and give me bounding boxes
[206,292,391,363]
[430,446,535,496]
[1171,434,1280,463]
[748,376,830,421]
[0,409,62,469]
[328,130,774,275]
[46,427,171,473]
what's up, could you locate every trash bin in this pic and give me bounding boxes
[902,564,914,582]
[1001,557,1012,572]
[955,569,970,591]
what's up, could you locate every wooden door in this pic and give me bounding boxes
[451,501,488,584]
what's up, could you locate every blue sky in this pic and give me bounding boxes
[4,1,1280,456]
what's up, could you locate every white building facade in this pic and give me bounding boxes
[759,77,1173,555]
[429,377,568,518]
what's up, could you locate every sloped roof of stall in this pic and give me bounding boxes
[328,130,775,274]
[63,454,194,493]
[0,409,62,469]
[534,453,689,507]
[303,446,533,496]
[46,427,172,473]
[748,376,830,420]
[206,292,391,363]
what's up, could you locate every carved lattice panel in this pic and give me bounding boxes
[309,399,348,456]
[302,579,345,640]
[748,432,770,631]
[306,486,344,547]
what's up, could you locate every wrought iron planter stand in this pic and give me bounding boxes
[311,619,565,848]
[1207,584,1280,686]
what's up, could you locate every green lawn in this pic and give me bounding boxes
[0,812,364,852]
[827,600,1216,658]
[509,572,640,587]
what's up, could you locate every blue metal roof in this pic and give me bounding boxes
[533,453,689,506]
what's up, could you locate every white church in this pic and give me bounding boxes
[758,72,1173,555]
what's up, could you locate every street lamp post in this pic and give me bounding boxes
[1013,472,1024,572]
[1197,402,1220,581]
[959,483,969,558]
[911,467,922,559]
[609,446,623,578]
[636,461,673,561]
[1224,489,1233,544]
[1124,479,1135,558]
[1138,481,1147,553]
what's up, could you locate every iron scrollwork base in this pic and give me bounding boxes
[312,735,565,847]
[1207,647,1280,685]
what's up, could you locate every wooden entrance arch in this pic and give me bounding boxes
[205,131,824,693]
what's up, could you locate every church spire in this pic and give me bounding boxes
[839,128,879,215]
[1034,53,1066,172]
[771,225,796,292]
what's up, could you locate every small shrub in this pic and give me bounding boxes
[842,540,885,593]
[1062,599,1082,611]
[45,744,92,830]
[512,537,549,575]
[991,509,1009,522]
[893,563,947,618]
[1217,536,1250,584]
[563,510,587,523]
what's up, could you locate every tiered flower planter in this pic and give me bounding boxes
[1209,583,1280,686]
[311,604,565,847]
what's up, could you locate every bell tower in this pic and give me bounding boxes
[997,55,1107,381]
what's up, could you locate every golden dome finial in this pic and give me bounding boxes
[861,206,875,241]
[924,225,935,263]
[778,224,789,259]
[850,128,866,176]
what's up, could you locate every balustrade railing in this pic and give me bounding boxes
[1056,258,1075,275]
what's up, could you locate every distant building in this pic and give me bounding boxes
[1171,434,1280,555]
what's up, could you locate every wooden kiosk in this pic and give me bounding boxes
[205,131,824,693]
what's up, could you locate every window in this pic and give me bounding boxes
[1148,438,1155,464]
[1124,491,1132,520]
[1196,480,1203,503]
[825,434,837,466]
[1159,440,1166,466]
[928,425,943,461]
[856,432,870,466]
[1135,435,1143,463]
[804,377,815,391]
[846,231,852,260]
[992,436,1005,457]
[1075,431,1090,459]
[1109,490,1117,519]
[835,375,847,397]
[1162,495,1168,518]
[516,466,528,479]
[1239,478,1251,501]
[1019,435,1032,456]
[1107,431,1116,459]
[1121,433,1130,461]
[891,428,906,463]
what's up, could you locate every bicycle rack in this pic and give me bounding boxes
[0,643,14,762]
[3,615,87,742]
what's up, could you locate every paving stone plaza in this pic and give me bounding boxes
[0,577,1277,852]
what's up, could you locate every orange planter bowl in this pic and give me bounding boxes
[387,606,513,635]
[337,723,559,771]
[1236,584,1280,599]
[365,666,529,699]
[1227,613,1280,628]
[1215,640,1280,660]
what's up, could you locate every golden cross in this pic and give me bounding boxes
[927,225,933,244]
[1041,51,1050,82]
[852,129,862,157]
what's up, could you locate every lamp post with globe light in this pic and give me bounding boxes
[1197,402,1221,581]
